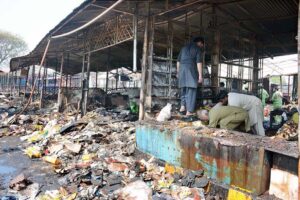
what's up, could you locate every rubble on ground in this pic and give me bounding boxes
[0,94,212,200]
[275,120,298,141]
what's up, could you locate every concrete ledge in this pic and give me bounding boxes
[136,123,271,195]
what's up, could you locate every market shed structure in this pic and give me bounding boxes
[8,0,298,114]
[5,1,300,198]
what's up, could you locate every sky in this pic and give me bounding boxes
[0,0,84,51]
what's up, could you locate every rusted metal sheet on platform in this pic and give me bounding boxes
[136,125,271,195]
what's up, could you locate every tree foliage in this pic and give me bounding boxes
[0,30,28,69]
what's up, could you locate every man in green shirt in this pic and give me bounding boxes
[259,88,269,107]
[272,88,283,110]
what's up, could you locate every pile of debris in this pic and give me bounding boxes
[1,101,211,200]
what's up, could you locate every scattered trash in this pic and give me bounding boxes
[117,180,152,200]
[0,94,213,199]
[9,173,31,191]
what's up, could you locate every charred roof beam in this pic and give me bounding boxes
[236,4,289,53]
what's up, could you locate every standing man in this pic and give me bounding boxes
[177,37,204,116]
[272,87,283,110]
[259,87,269,108]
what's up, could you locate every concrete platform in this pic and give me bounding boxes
[136,121,299,198]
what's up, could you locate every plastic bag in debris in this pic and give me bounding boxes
[157,103,172,122]
[117,180,152,200]
[44,119,61,136]
[25,146,42,158]
[130,101,139,114]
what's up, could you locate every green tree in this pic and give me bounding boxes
[0,30,27,70]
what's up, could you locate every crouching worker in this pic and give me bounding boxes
[217,91,265,136]
[209,93,250,132]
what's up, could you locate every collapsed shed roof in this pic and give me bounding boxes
[10,0,298,75]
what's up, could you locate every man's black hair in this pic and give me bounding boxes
[219,82,225,87]
[217,91,228,101]
[193,36,205,44]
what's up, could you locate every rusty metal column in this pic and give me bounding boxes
[58,54,64,112]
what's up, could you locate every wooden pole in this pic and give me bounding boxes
[139,2,150,120]
[58,54,64,112]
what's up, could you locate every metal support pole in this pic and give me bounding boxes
[44,67,48,95]
[37,66,41,97]
[18,71,21,96]
[167,19,173,97]
[54,62,58,94]
[80,54,86,115]
[297,2,300,197]
[58,54,64,112]
[31,65,35,101]
[96,65,99,88]
[280,75,283,92]
[24,67,29,98]
[133,4,138,72]
[116,68,118,89]
[105,52,110,94]
[82,52,91,116]
[39,66,46,109]
[288,75,291,99]
[252,42,259,94]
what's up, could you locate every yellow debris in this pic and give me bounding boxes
[25,146,42,158]
[227,188,252,200]
[164,163,183,175]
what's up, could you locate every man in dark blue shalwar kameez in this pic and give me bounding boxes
[177,37,204,116]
